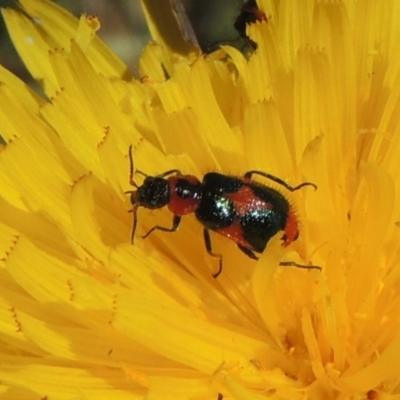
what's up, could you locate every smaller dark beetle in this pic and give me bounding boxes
[234,0,267,49]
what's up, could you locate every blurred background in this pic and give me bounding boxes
[0,0,246,83]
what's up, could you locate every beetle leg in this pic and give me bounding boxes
[203,228,223,278]
[237,243,258,260]
[142,215,181,239]
[157,169,182,178]
[279,261,321,271]
[244,170,317,192]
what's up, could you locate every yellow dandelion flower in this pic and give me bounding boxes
[1,0,400,399]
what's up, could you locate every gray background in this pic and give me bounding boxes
[0,0,245,83]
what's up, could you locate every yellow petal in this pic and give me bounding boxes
[2,0,131,97]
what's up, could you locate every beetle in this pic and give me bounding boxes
[234,0,267,50]
[126,146,319,277]
[205,0,266,54]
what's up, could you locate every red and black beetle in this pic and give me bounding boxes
[126,146,319,277]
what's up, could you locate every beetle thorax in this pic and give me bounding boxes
[168,175,202,216]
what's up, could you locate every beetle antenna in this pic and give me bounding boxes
[129,204,139,244]
[128,145,138,188]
